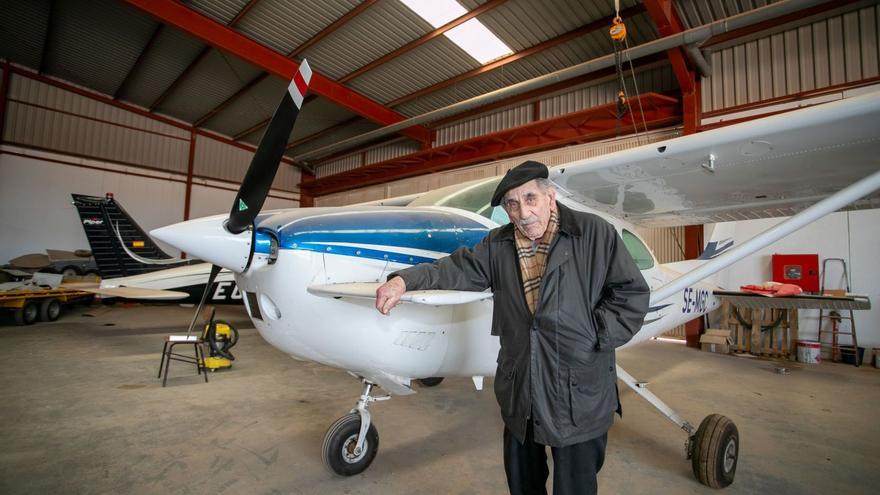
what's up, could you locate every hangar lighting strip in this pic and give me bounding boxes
[400,0,513,64]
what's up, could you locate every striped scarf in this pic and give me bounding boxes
[514,210,559,314]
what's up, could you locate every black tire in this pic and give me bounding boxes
[39,298,62,322]
[60,266,80,279]
[418,377,445,387]
[691,414,739,488]
[322,413,379,476]
[14,301,39,326]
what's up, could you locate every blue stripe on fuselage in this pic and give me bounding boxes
[271,211,491,264]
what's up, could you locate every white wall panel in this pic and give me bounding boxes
[0,150,186,261]
[714,209,880,351]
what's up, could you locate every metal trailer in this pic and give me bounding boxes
[0,287,94,325]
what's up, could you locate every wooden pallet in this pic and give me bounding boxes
[719,300,798,359]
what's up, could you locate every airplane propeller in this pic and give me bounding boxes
[226,62,311,235]
[173,60,313,337]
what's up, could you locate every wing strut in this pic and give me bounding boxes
[650,169,880,306]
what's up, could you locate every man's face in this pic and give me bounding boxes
[502,180,557,240]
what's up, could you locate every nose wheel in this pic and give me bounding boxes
[322,381,389,476]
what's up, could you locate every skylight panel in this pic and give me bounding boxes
[445,18,513,64]
[400,0,513,64]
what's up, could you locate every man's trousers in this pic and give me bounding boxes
[503,421,608,495]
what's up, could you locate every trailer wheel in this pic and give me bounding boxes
[40,298,62,322]
[14,301,39,326]
[61,266,80,279]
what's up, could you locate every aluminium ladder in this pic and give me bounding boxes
[817,258,860,367]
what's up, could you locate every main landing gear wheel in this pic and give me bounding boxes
[322,413,379,476]
[690,414,739,488]
[418,376,444,387]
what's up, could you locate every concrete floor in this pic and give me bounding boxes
[0,304,878,495]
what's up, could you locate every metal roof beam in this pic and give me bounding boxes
[338,0,507,84]
[644,0,694,94]
[122,0,431,143]
[644,0,699,134]
[386,4,647,108]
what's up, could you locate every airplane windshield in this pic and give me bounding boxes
[410,177,508,223]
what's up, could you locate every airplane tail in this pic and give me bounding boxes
[71,193,192,279]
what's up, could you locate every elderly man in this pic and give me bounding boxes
[375,160,649,495]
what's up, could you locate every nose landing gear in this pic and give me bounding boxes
[322,381,390,476]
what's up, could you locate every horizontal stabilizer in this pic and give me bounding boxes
[62,283,189,300]
[308,282,493,306]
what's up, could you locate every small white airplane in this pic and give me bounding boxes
[143,57,880,488]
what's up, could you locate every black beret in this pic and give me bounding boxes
[491,160,549,207]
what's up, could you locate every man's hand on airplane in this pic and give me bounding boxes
[375,276,406,315]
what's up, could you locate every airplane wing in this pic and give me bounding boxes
[61,283,189,300]
[550,90,880,227]
[307,282,492,305]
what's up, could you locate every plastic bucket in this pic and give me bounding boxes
[797,340,821,364]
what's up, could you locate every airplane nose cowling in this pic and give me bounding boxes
[150,215,253,273]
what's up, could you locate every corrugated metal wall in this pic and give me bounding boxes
[435,104,533,147]
[315,127,680,206]
[702,4,880,112]
[1,71,299,194]
[432,65,676,147]
[194,135,300,191]
[541,65,677,119]
[365,139,422,166]
[637,225,687,338]
[4,74,190,172]
[637,226,686,264]
[317,153,362,177]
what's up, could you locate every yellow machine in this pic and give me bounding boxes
[201,318,238,371]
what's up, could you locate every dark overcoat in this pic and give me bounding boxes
[393,202,650,447]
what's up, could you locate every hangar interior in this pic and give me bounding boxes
[1,0,879,494]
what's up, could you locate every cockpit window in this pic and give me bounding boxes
[410,177,507,222]
[621,229,654,270]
